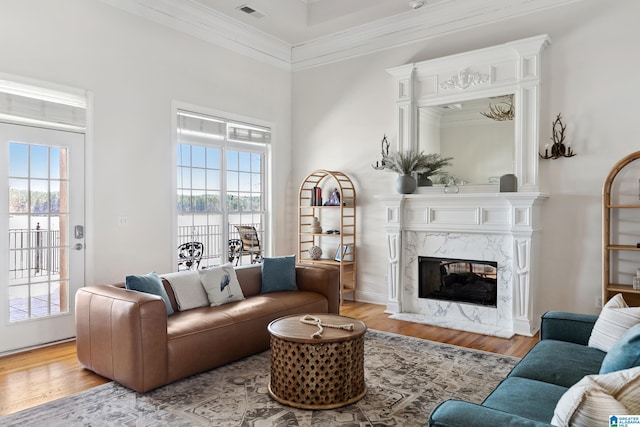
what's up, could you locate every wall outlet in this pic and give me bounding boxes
[595,296,602,308]
[117,215,129,227]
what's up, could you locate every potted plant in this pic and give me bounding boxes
[377,150,452,194]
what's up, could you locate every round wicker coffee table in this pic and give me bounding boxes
[267,313,367,409]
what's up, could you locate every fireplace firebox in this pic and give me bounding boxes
[418,257,498,307]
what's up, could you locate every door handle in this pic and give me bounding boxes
[74,243,84,250]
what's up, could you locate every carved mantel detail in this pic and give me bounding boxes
[439,68,490,90]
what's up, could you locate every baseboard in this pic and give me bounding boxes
[346,290,387,306]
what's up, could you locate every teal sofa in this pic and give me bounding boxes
[429,311,607,426]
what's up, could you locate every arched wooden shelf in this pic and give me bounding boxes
[603,151,640,306]
[298,170,356,305]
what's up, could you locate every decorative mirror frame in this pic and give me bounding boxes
[387,34,550,192]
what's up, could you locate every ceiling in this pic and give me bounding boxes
[191,0,441,45]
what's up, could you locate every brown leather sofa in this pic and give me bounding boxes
[75,263,340,392]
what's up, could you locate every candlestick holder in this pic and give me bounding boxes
[540,113,576,159]
[372,134,390,170]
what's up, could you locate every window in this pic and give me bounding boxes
[176,109,269,269]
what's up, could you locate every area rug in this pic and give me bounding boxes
[1,330,519,426]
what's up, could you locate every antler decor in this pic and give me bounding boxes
[540,113,576,159]
[480,95,514,121]
[372,134,390,170]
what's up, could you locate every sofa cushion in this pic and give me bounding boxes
[166,291,328,341]
[588,293,640,352]
[261,255,297,293]
[161,270,209,311]
[483,377,568,423]
[551,366,640,427]
[199,264,245,306]
[125,272,174,316]
[508,340,606,388]
[600,323,640,374]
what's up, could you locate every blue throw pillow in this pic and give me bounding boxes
[125,272,174,316]
[261,255,297,293]
[600,323,640,374]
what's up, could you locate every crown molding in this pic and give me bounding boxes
[101,0,581,72]
[100,0,292,70]
[291,0,580,70]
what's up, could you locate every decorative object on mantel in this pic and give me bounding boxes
[373,143,453,194]
[397,173,418,193]
[417,172,433,187]
[499,174,518,192]
[308,245,322,260]
[540,113,576,159]
[440,68,490,90]
[443,178,459,194]
[481,95,514,121]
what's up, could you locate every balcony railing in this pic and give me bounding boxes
[177,223,263,269]
[8,225,60,280]
[8,223,263,278]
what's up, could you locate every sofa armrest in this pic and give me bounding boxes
[540,311,598,345]
[429,399,552,427]
[295,264,340,314]
[75,285,169,392]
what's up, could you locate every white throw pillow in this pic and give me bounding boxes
[161,270,209,311]
[551,366,640,427]
[199,264,245,306]
[588,293,640,352]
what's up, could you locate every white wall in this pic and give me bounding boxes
[0,0,292,284]
[291,0,640,314]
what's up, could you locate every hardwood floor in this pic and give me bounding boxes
[0,301,538,416]
[339,302,539,358]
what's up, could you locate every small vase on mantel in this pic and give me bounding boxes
[396,174,417,194]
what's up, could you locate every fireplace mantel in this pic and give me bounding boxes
[376,191,548,337]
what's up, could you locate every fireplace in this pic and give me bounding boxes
[377,192,548,337]
[419,257,497,307]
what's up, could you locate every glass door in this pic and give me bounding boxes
[0,123,85,354]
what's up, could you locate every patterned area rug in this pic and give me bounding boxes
[1,330,519,426]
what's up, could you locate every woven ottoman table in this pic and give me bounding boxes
[267,313,367,409]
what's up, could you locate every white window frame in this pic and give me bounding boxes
[171,102,273,269]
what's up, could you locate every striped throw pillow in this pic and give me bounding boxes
[588,293,640,352]
[551,366,640,427]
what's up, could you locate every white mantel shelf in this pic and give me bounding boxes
[376,192,548,233]
[375,191,549,338]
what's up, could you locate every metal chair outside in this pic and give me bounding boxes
[177,241,204,270]
[229,225,262,265]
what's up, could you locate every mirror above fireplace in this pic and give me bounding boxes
[387,34,550,192]
[418,95,515,185]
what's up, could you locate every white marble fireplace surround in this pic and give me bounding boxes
[378,192,548,338]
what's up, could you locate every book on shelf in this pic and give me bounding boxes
[311,186,322,206]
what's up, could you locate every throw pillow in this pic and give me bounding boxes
[551,366,640,427]
[260,255,297,293]
[161,270,209,311]
[588,293,640,352]
[125,272,174,316]
[600,323,640,374]
[199,264,245,306]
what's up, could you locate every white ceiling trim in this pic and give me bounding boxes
[100,0,293,70]
[291,0,582,70]
[101,0,582,72]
